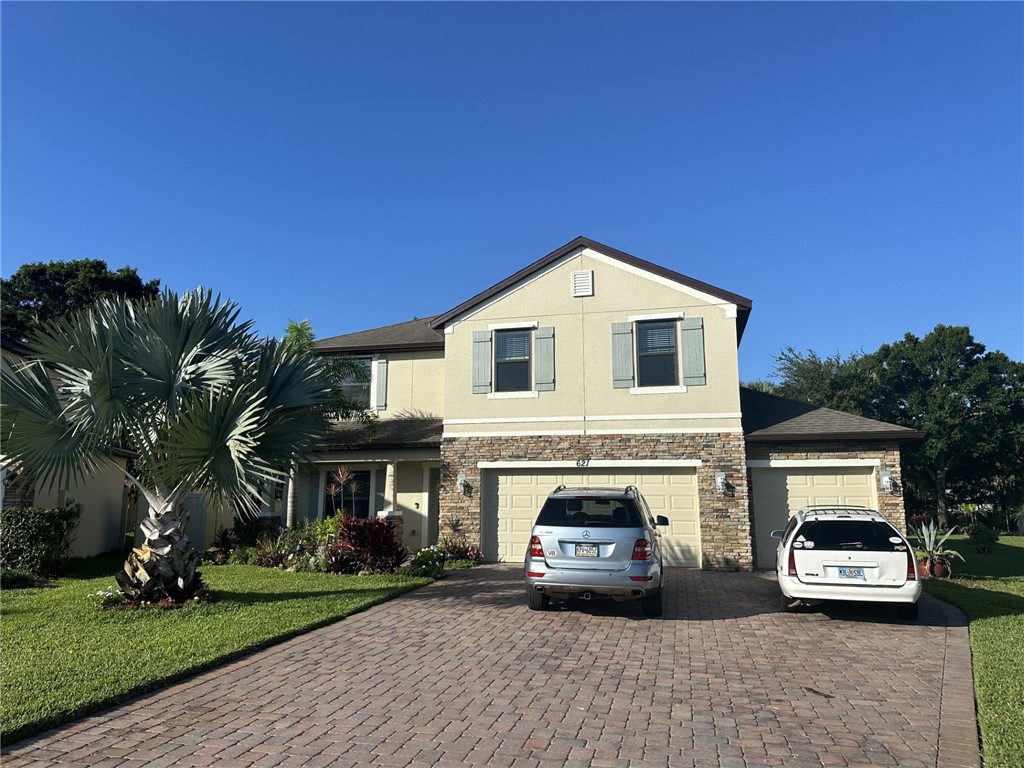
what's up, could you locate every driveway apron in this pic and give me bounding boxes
[3,565,979,768]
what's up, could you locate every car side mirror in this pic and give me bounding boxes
[770,529,784,540]
[656,515,669,527]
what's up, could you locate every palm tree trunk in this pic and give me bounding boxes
[116,499,202,602]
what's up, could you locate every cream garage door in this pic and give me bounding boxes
[484,467,700,567]
[751,466,879,569]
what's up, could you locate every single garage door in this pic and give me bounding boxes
[483,467,700,567]
[751,466,879,569]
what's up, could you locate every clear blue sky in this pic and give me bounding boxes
[3,1,1021,381]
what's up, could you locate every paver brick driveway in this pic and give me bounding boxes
[4,566,978,768]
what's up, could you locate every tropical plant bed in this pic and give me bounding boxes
[923,535,1024,768]
[0,555,430,744]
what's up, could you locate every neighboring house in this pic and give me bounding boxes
[297,236,920,570]
[1,333,132,558]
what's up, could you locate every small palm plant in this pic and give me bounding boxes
[910,520,966,578]
[1,289,332,602]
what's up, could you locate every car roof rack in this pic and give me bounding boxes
[800,506,880,517]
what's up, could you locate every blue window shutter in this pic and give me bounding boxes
[680,317,706,386]
[375,358,388,411]
[472,331,492,394]
[534,327,555,391]
[612,322,634,388]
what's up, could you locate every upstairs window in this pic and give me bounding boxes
[335,357,372,409]
[494,329,531,392]
[636,320,678,387]
[612,317,706,391]
[472,326,555,395]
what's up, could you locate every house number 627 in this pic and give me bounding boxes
[576,458,590,467]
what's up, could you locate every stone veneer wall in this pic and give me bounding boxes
[440,433,753,571]
[744,440,908,536]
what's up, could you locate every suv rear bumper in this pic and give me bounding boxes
[525,561,661,599]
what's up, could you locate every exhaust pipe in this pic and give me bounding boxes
[581,592,592,601]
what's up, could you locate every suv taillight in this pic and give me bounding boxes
[787,549,797,577]
[632,538,652,561]
[906,548,918,581]
[528,536,544,559]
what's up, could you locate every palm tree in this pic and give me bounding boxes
[1,289,332,602]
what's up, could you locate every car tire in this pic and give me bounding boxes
[641,589,663,617]
[527,588,549,611]
[896,602,919,621]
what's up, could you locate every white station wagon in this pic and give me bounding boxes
[771,506,923,620]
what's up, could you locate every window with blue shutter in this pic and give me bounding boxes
[636,320,678,387]
[494,329,531,392]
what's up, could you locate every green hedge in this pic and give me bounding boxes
[0,506,83,577]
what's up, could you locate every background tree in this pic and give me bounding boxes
[770,325,1024,530]
[1,259,160,342]
[1,290,332,602]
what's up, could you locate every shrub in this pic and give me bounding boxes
[338,517,407,573]
[1,569,42,589]
[406,546,446,579]
[227,546,259,565]
[438,536,484,565]
[203,527,238,565]
[967,521,1000,553]
[0,506,82,576]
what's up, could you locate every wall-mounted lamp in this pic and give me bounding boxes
[714,472,728,493]
[880,470,894,494]
[456,473,470,494]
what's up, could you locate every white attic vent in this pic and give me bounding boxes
[572,270,594,298]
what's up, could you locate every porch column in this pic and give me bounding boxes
[380,462,397,514]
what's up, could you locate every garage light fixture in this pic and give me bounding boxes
[714,472,728,493]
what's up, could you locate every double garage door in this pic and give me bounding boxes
[750,466,879,569]
[483,467,701,567]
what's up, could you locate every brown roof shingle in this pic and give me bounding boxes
[741,387,923,443]
[318,417,443,451]
[315,316,444,354]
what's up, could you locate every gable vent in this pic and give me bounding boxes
[572,270,594,298]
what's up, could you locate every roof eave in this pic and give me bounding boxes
[744,429,925,443]
[315,341,445,355]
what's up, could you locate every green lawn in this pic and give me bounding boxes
[0,555,430,744]
[923,535,1024,768]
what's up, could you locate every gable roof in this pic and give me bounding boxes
[315,316,444,354]
[429,236,754,340]
[740,387,924,443]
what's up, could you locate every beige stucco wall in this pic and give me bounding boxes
[378,350,444,419]
[440,247,742,435]
[33,459,128,558]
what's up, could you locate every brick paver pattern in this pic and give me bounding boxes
[2,566,979,768]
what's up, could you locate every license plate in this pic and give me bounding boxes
[575,543,599,557]
[838,567,865,580]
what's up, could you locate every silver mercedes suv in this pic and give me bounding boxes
[524,485,669,616]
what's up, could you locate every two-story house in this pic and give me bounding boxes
[302,237,920,570]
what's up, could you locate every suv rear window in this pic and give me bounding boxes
[794,520,904,552]
[536,497,644,528]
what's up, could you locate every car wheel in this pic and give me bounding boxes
[896,602,919,621]
[641,589,663,617]
[527,588,549,611]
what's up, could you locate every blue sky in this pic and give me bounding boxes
[3,1,1021,381]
